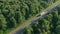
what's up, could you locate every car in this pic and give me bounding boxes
[36,15,41,17]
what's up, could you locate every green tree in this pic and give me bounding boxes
[0,14,7,31]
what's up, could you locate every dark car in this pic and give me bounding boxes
[36,15,41,17]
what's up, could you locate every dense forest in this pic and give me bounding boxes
[0,0,60,34]
[22,6,60,34]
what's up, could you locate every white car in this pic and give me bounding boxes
[41,12,47,16]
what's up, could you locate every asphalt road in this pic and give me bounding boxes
[9,0,60,34]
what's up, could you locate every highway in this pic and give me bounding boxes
[9,0,60,34]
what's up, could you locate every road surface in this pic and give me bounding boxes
[9,0,60,34]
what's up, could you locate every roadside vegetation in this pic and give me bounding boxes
[22,6,60,34]
[0,0,59,34]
